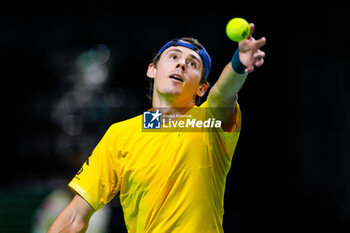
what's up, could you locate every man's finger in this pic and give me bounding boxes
[255,37,266,48]
[255,58,264,67]
[253,50,265,59]
[248,23,255,38]
[245,65,255,73]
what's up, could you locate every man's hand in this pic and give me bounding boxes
[238,23,266,73]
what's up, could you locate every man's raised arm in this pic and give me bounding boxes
[208,23,266,131]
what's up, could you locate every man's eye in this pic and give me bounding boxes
[189,61,197,68]
[171,55,177,60]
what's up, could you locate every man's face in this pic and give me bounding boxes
[147,45,206,104]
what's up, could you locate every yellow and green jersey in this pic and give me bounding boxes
[69,100,241,233]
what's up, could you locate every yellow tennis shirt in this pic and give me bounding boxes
[68,100,241,233]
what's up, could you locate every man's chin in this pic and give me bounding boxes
[159,86,183,96]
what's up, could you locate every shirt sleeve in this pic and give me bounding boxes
[200,100,242,160]
[68,124,120,211]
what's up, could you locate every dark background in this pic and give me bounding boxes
[1,3,349,232]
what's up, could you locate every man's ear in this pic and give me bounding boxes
[146,63,157,79]
[196,82,208,97]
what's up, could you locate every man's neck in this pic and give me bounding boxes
[152,94,195,116]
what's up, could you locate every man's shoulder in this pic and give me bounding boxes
[111,115,142,128]
[110,114,142,131]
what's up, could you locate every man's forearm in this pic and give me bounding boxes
[47,210,89,233]
[48,194,94,233]
[208,62,247,107]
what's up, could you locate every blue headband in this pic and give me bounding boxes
[157,39,211,80]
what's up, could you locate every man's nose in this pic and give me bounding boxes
[176,60,186,70]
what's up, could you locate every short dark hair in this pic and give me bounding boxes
[147,37,210,106]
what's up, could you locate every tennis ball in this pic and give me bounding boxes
[226,18,250,42]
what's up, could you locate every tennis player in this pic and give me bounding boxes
[48,23,266,233]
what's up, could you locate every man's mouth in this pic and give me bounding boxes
[169,74,184,82]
